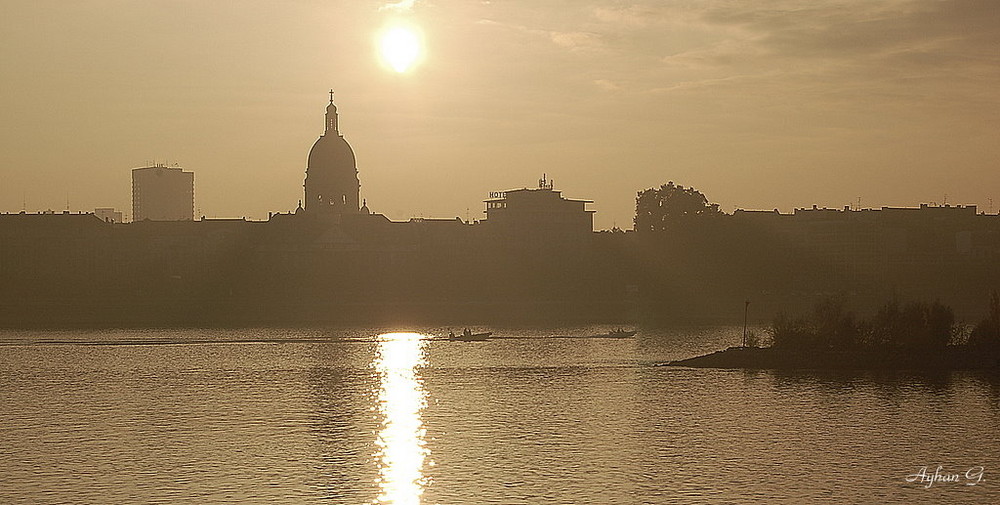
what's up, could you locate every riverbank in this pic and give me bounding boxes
[0,299,638,329]
[668,346,1000,370]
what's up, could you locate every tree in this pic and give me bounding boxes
[634,181,723,233]
[969,290,1000,349]
[865,299,955,349]
[812,294,860,349]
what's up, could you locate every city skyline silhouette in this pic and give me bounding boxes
[2,4,1000,504]
[2,1,998,230]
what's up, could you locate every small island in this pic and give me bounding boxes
[668,293,1000,370]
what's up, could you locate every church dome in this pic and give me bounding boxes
[307,134,356,178]
[304,91,361,214]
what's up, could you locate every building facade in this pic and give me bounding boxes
[131,164,194,221]
[483,174,595,244]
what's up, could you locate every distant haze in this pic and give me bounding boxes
[2,0,998,229]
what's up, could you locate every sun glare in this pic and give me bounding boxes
[379,26,422,73]
[373,332,429,504]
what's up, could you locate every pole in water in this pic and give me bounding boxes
[743,300,750,347]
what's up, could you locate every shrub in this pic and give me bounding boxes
[768,312,814,349]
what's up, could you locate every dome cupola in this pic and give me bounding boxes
[304,90,360,215]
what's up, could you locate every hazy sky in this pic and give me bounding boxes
[2,0,998,228]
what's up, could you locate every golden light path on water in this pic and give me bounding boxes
[373,332,429,505]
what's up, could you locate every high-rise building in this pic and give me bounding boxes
[304,91,360,215]
[131,164,194,221]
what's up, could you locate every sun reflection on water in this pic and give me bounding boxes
[373,332,429,505]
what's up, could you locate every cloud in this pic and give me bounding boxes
[472,0,999,108]
[379,0,417,13]
[591,4,681,28]
[593,79,621,91]
[549,31,603,51]
[661,39,766,70]
[695,0,1000,65]
[630,0,1000,105]
[476,17,604,53]
[592,5,651,27]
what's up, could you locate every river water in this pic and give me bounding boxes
[1,326,998,504]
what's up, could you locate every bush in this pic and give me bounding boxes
[768,312,814,349]
[769,296,956,351]
[862,299,954,349]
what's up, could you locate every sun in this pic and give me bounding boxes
[379,25,422,73]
